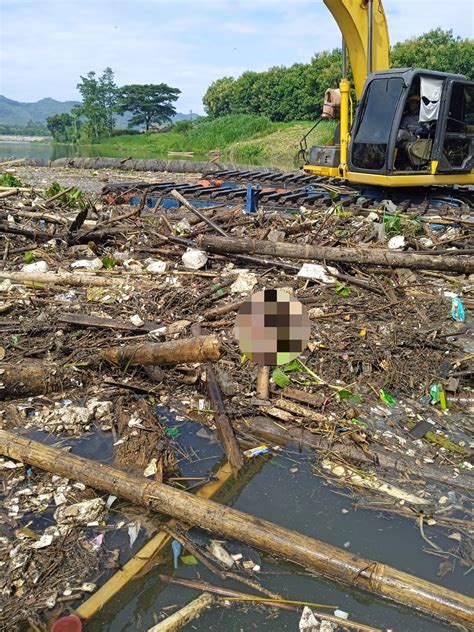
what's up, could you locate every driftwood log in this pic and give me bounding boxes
[0,361,80,400]
[197,235,474,274]
[102,335,221,366]
[0,430,472,628]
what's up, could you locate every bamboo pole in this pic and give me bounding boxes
[1,430,472,628]
[157,576,382,631]
[197,235,474,274]
[147,593,213,632]
[236,416,474,493]
[102,335,221,366]
[0,270,156,289]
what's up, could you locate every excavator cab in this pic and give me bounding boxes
[349,69,474,177]
[305,68,474,186]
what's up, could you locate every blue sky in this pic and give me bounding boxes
[0,0,472,113]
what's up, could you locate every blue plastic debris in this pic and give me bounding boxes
[451,297,466,322]
[245,182,260,213]
[171,540,182,569]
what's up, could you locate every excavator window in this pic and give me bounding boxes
[441,83,474,170]
[351,77,404,171]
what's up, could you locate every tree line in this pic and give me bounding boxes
[47,68,180,142]
[203,29,474,121]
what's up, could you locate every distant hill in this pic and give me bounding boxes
[0,95,80,126]
[0,95,199,130]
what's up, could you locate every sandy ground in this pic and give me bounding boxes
[11,165,203,195]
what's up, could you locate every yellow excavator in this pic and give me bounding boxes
[304,0,474,187]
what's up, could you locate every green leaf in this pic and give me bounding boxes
[272,367,290,388]
[350,418,368,427]
[11,335,20,346]
[379,389,395,406]
[164,426,180,438]
[283,359,301,373]
[338,389,352,399]
[180,554,199,565]
[101,255,117,269]
[23,251,35,264]
[335,281,350,297]
[338,389,362,405]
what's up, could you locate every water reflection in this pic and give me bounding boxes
[0,140,141,161]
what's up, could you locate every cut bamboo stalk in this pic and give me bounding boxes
[1,430,472,628]
[0,270,156,289]
[147,593,213,632]
[43,185,75,206]
[256,366,270,400]
[197,235,474,274]
[102,335,221,366]
[0,188,22,199]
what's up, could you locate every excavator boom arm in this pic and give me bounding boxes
[323,0,390,98]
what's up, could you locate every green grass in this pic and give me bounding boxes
[227,120,337,168]
[93,114,337,169]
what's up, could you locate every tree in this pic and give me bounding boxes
[200,28,472,123]
[391,29,474,79]
[46,113,74,142]
[202,77,236,118]
[116,83,180,131]
[74,67,118,141]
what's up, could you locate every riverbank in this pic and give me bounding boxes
[94,114,336,168]
[0,116,336,168]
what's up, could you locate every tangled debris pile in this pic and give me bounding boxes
[0,163,472,630]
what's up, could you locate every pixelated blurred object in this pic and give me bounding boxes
[234,289,311,365]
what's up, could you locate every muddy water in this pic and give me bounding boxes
[52,414,471,632]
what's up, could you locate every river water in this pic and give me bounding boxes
[0,139,133,161]
[0,138,211,163]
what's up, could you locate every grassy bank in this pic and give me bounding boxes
[93,114,336,168]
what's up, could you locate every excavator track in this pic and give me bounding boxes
[102,167,474,213]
